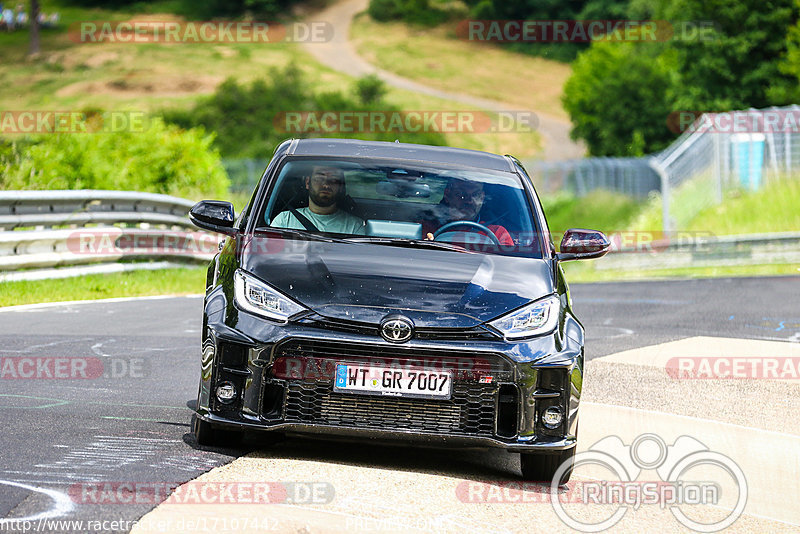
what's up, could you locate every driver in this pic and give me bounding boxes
[421,178,513,245]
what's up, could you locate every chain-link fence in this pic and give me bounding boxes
[525,157,660,199]
[651,105,800,232]
[528,105,800,232]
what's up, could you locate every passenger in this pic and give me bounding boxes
[271,166,365,235]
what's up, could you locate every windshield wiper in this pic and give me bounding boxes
[253,227,351,244]
[342,236,471,253]
[254,229,471,252]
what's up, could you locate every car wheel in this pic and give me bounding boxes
[192,414,242,447]
[520,447,576,484]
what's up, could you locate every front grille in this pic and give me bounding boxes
[284,381,497,436]
[268,338,517,438]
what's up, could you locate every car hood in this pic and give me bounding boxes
[240,237,554,329]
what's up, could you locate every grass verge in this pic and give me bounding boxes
[350,14,573,121]
[541,189,641,237]
[686,178,800,235]
[563,262,800,283]
[0,2,540,158]
[0,267,206,307]
[628,176,800,236]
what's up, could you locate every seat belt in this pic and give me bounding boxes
[289,208,319,232]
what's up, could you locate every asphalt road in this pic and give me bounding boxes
[0,276,797,532]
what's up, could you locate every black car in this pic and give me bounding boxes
[189,138,609,483]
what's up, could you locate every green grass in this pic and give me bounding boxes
[629,176,800,235]
[627,174,715,233]
[563,261,800,283]
[0,1,540,159]
[686,178,800,235]
[0,267,206,307]
[540,189,642,238]
[350,13,573,122]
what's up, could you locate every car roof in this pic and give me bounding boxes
[287,138,515,173]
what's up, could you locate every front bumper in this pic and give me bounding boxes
[197,413,577,452]
[197,290,584,453]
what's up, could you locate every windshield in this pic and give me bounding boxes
[256,157,543,258]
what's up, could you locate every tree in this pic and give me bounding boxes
[772,0,800,101]
[562,41,676,156]
[665,0,798,110]
[460,0,631,61]
[29,0,40,56]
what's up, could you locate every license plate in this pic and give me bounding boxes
[334,364,452,399]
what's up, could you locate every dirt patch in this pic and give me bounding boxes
[214,46,238,58]
[83,51,120,69]
[56,74,223,98]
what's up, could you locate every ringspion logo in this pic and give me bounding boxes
[551,434,747,532]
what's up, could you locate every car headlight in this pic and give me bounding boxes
[488,295,560,340]
[233,269,306,322]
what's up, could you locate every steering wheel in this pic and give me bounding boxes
[433,220,501,245]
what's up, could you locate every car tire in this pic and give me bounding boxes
[520,446,576,484]
[192,414,242,447]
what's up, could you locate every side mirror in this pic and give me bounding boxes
[556,228,610,261]
[189,200,236,235]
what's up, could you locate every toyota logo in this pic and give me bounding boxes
[381,316,414,343]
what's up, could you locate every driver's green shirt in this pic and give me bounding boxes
[271,207,365,235]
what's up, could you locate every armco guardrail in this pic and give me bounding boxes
[2,190,796,279]
[599,231,800,271]
[0,190,197,230]
[0,190,217,280]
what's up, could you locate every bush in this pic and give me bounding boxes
[368,0,404,22]
[367,0,452,26]
[562,41,676,157]
[355,74,388,105]
[0,118,229,200]
[60,0,308,18]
